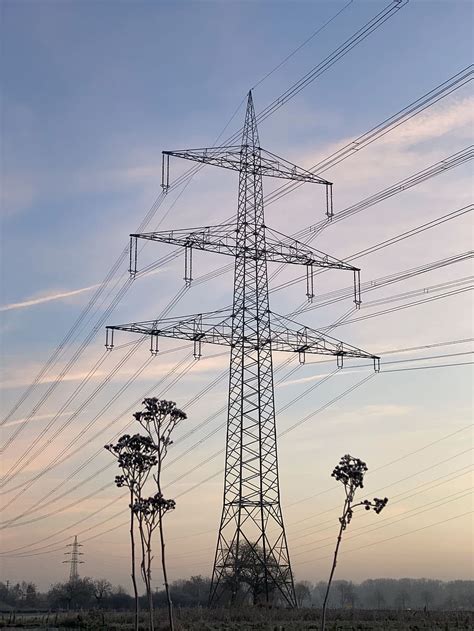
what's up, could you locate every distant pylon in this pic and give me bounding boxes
[63,535,84,582]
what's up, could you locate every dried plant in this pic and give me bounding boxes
[134,398,186,631]
[105,434,157,631]
[133,494,176,630]
[321,454,388,631]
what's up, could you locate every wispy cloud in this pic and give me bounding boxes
[0,284,100,312]
[0,267,167,314]
[1,412,72,429]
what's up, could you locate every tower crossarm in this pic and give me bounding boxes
[131,224,239,259]
[259,148,330,185]
[130,224,357,275]
[264,226,358,270]
[270,312,380,370]
[105,310,379,370]
[105,310,235,357]
[161,146,331,188]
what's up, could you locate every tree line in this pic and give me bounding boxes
[0,577,472,612]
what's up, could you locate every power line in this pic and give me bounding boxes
[0,352,201,523]
[0,345,192,497]
[5,348,470,528]
[3,35,470,552]
[383,360,474,372]
[264,67,473,206]
[296,252,473,315]
[271,205,473,295]
[1,339,147,487]
[3,72,468,467]
[288,424,473,511]
[1,355,300,527]
[1,440,471,555]
[297,511,472,565]
[1,0,409,435]
[287,448,473,532]
[291,488,472,557]
[4,61,469,457]
[251,0,355,90]
[0,281,194,488]
[289,465,472,539]
[317,286,473,330]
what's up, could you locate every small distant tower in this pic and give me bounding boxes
[63,536,84,582]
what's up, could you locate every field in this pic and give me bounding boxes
[1,608,473,630]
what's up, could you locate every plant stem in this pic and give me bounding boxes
[159,510,174,631]
[321,504,347,631]
[146,528,154,631]
[129,490,139,631]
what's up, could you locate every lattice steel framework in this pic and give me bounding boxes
[106,92,379,607]
[63,535,83,583]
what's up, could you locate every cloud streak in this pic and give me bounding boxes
[0,284,100,313]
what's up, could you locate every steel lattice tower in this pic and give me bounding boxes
[106,92,379,607]
[211,94,294,606]
[63,535,83,582]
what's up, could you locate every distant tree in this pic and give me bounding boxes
[372,587,386,610]
[321,455,388,631]
[0,582,10,607]
[394,589,411,610]
[185,575,211,604]
[24,582,38,607]
[336,580,348,608]
[346,581,357,609]
[421,588,433,610]
[105,433,157,631]
[92,579,112,608]
[314,581,329,608]
[107,585,134,611]
[295,580,313,607]
[47,578,94,610]
[218,541,288,606]
[156,576,212,607]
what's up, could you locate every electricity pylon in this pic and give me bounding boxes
[63,535,83,582]
[106,92,379,607]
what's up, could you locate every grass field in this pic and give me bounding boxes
[1,608,473,630]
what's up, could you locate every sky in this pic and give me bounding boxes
[0,0,473,592]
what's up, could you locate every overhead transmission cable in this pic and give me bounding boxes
[4,4,474,556]
[289,465,473,539]
[0,351,227,522]
[296,512,472,566]
[4,59,470,449]
[4,27,470,516]
[1,354,299,524]
[0,283,192,487]
[6,143,467,497]
[286,448,473,531]
[4,68,469,466]
[2,417,471,555]
[0,0,403,433]
[5,261,472,515]
[4,250,471,520]
[12,338,470,528]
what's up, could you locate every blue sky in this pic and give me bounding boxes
[1,0,473,590]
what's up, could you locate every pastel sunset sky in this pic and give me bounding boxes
[1,0,472,591]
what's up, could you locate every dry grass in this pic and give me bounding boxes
[1,607,472,630]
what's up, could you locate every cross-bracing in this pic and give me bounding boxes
[106,92,379,607]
